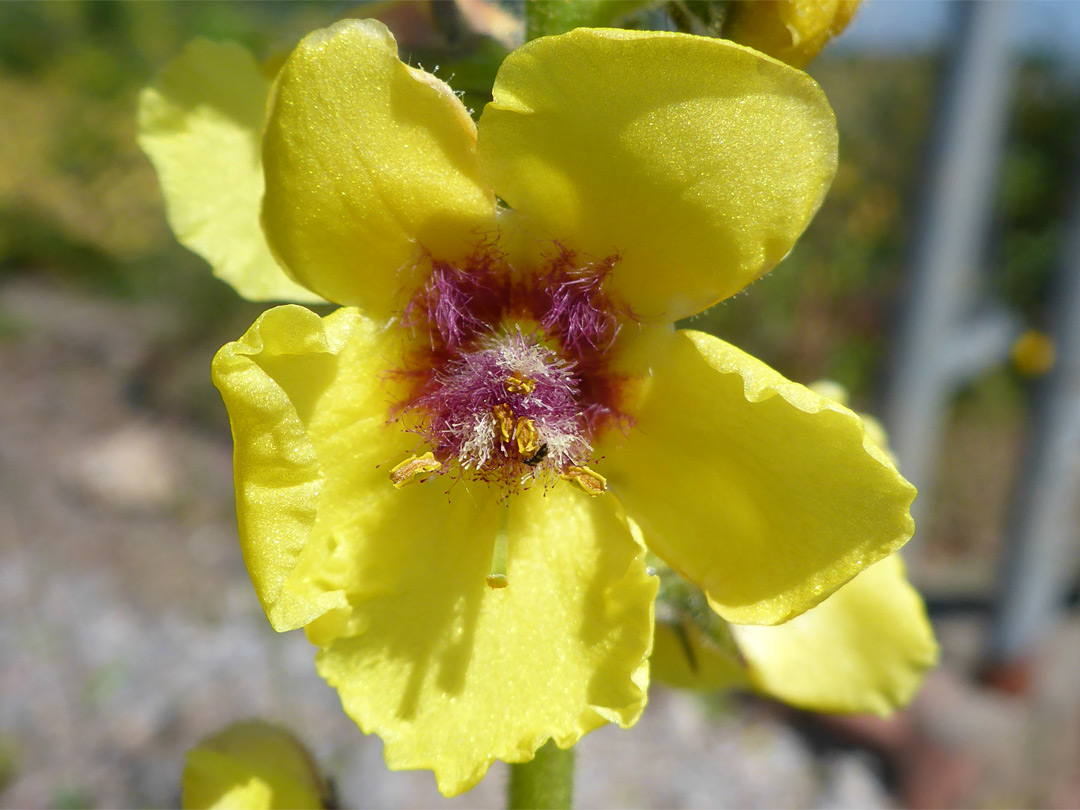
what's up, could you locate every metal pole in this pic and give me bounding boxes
[883,1,1018,557]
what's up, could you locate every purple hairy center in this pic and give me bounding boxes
[397,244,633,485]
[415,330,588,473]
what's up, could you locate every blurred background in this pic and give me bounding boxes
[2,1,1080,807]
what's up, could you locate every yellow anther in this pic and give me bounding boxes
[515,417,541,458]
[389,452,441,488]
[485,574,509,589]
[492,402,515,443]
[562,465,607,497]
[504,372,536,395]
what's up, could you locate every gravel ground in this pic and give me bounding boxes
[1,278,1078,809]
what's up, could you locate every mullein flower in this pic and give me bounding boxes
[1011,329,1056,377]
[140,19,915,795]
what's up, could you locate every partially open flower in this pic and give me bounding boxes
[141,20,915,795]
[725,0,861,68]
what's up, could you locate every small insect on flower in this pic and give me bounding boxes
[521,443,550,466]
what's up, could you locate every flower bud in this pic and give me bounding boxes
[181,721,330,810]
[725,0,861,68]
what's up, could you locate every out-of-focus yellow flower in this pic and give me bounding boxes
[181,721,329,810]
[1011,329,1056,377]
[140,20,915,795]
[725,0,861,68]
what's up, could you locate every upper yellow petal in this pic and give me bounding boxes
[316,484,656,796]
[477,28,837,322]
[262,19,496,314]
[733,553,938,714]
[137,39,323,303]
[602,329,915,625]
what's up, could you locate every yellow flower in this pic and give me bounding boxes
[181,721,329,810]
[725,0,861,68]
[140,20,915,795]
[1011,329,1056,377]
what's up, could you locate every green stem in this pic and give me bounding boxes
[525,1,595,40]
[524,0,657,40]
[507,741,575,809]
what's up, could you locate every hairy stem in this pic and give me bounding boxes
[507,741,575,810]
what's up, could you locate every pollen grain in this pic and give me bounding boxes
[515,417,541,458]
[563,465,607,497]
[493,403,515,444]
[504,372,536,395]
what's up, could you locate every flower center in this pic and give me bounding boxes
[423,328,587,474]
[388,243,632,496]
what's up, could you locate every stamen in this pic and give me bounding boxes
[389,452,441,488]
[492,403,515,444]
[515,417,541,459]
[562,465,607,496]
[504,372,536,395]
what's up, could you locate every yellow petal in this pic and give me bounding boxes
[212,304,419,631]
[603,330,915,625]
[732,553,937,714]
[262,19,496,314]
[315,484,656,796]
[182,721,326,810]
[477,28,836,322]
[137,39,323,303]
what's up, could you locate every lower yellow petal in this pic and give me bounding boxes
[137,39,322,303]
[315,484,656,796]
[603,329,915,625]
[214,305,656,795]
[734,554,938,714]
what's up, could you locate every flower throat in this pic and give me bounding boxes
[389,244,633,495]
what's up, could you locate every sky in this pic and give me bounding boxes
[837,0,1080,64]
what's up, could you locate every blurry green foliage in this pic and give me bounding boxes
[996,60,1080,323]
